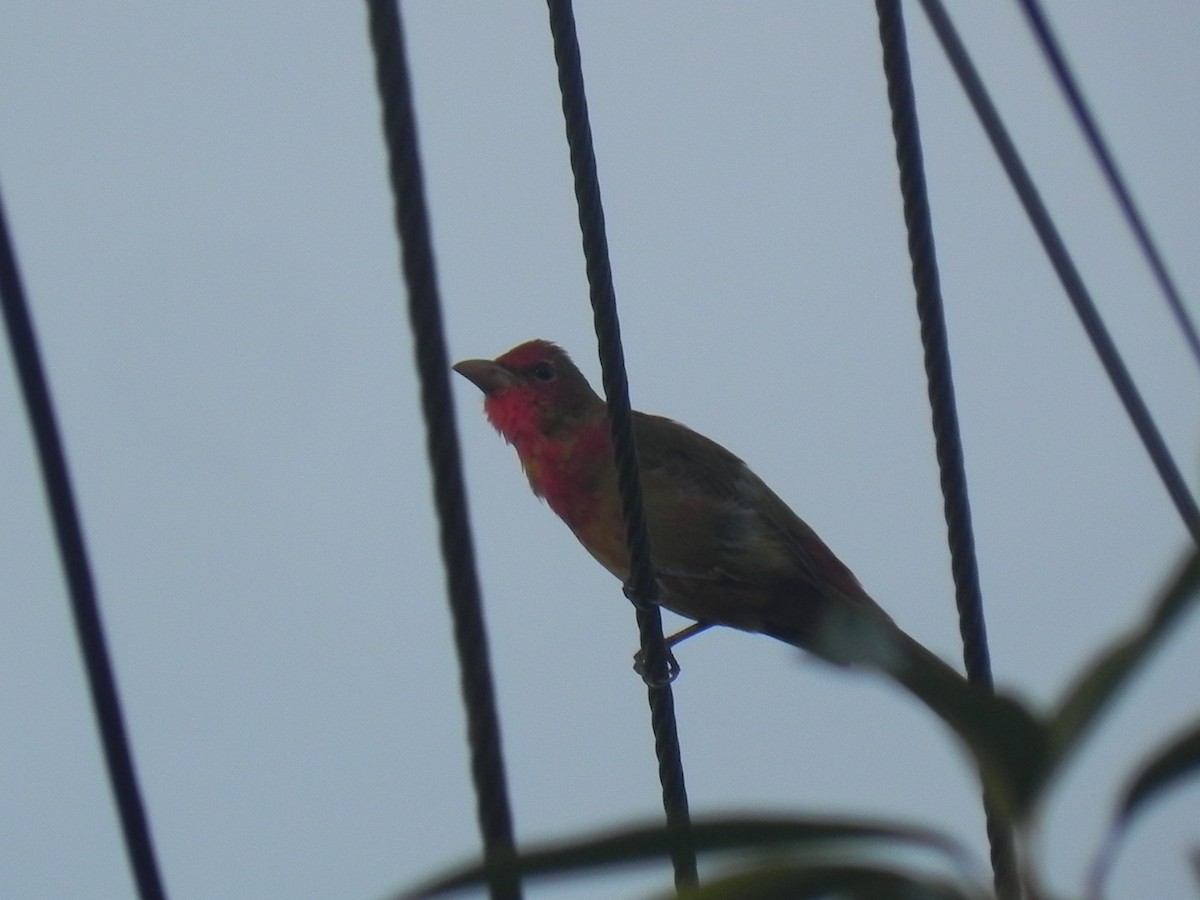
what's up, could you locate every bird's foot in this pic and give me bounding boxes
[632,645,681,686]
[630,621,716,684]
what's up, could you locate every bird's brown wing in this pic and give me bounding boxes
[632,411,880,637]
[631,415,967,698]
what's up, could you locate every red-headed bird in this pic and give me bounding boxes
[454,339,969,705]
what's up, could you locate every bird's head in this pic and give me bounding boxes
[453,340,605,446]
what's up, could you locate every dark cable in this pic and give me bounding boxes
[873,5,1019,897]
[366,4,520,898]
[0,190,168,899]
[1016,0,1200,372]
[544,0,698,888]
[917,0,1200,544]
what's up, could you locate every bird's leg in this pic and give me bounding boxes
[623,574,716,682]
[632,621,715,682]
[621,577,678,682]
[666,621,714,647]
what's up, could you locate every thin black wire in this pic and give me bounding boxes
[366,4,520,898]
[917,0,1200,546]
[0,191,167,899]
[1015,0,1200,373]
[874,5,1019,898]
[544,0,697,889]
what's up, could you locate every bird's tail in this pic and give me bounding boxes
[771,596,978,724]
[771,594,1042,798]
[886,625,981,724]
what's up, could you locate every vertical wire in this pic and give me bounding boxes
[544,0,697,888]
[0,189,168,899]
[873,5,1019,896]
[366,4,520,897]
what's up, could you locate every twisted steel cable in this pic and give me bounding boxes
[875,5,1019,896]
[544,0,697,888]
[0,189,167,899]
[367,3,520,897]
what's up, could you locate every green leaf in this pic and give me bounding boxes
[1116,718,1200,827]
[1088,718,1200,898]
[1050,548,1199,763]
[394,815,979,899]
[669,861,986,900]
[923,683,1050,822]
[881,634,1051,820]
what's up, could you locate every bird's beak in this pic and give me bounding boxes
[452,358,516,397]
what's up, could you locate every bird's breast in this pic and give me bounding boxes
[514,427,623,547]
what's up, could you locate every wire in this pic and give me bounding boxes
[917,0,1200,545]
[1015,0,1200,373]
[874,5,1019,897]
[366,4,520,898]
[875,0,996,693]
[0,190,168,898]
[544,0,698,888]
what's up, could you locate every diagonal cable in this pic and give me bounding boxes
[0,189,168,899]
[917,0,1200,545]
[544,0,698,888]
[366,4,520,898]
[1015,0,1200,372]
[874,4,1019,897]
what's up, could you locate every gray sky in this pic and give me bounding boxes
[2,3,1197,898]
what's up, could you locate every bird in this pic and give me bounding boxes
[453,339,972,708]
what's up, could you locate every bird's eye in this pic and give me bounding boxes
[530,361,556,382]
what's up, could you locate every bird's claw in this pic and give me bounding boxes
[633,645,681,686]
